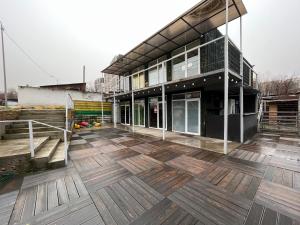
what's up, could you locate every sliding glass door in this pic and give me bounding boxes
[134,100,145,127]
[186,99,200,134]
[172,92,200,135]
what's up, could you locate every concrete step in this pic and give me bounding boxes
[48,142,66,169]
[33,139,61,169]
[34,136,51,153]
[3,131,64,140]
[11,121,65,128]
[6,126,65,134]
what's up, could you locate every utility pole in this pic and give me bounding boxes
[1,22,8,108]
[83,65,86,83]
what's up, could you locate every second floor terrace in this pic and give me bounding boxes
[101,0,258,94]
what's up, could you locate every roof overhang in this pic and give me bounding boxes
[102,0,247,75]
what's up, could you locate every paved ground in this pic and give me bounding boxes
[1,128,300,225]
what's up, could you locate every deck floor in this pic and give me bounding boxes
[1,129,300,225]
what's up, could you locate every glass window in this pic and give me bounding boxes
[187,50,199,76]
[171,46,185,57]
[133,74,139,90]
[148,67,158,86]
[172,55,185,80]
[158,64,166,83]
[124,77,129,91]
[187,39,200,50]
[139,73,145,89]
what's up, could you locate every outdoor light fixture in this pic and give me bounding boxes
[192,83,195,86]
[204,78,206,82]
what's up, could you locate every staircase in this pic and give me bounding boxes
[4,110,65,139]
[2,109,68,170]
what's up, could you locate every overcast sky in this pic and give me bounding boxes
[0,0,300,91]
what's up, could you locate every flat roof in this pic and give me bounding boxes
[102,0,247,75]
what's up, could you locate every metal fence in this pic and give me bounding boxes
[259,111,300,134]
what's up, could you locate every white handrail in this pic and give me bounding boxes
[0,119,71,165]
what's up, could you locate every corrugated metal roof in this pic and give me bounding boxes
[102,0,247,75]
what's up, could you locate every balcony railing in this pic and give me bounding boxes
[108,36,258,94]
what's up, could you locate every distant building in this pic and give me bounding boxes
[95,74,119,94]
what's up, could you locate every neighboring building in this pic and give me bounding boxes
[260,78,300,133]
[18,85,102,106]
[101,0,259,151]
[40,82,86,92]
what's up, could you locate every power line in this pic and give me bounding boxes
[0,22,60,83]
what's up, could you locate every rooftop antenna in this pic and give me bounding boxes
[1,22,8,108]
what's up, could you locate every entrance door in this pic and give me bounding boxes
[134,101,145,127]
[186,99,200,134]
[149,102,158,128]
[125,105,130,125]
[121,104,130,125]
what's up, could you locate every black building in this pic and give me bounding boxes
[102,0,258,153]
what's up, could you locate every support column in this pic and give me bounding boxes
[131,76,135,133]
[240,16,244,143]
[224,0,229,154]
[1,23,7,108]
[113,90,116,128]
[298,93,300,136]
[161,78,166,140]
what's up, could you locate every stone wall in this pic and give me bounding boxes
[0,110,20,138]
[0,109,20,120]
[0,154,33,176]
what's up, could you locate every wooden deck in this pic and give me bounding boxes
[1,128,300,225]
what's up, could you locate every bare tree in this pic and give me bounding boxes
[259,75,299,96]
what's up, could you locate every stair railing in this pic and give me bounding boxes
[65,93,74,131]
[0,120,71,165]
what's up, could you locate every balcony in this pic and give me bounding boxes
[116,36,257,94]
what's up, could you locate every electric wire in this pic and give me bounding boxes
[0,21,60,83]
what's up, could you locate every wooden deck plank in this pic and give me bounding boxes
[118,155,163,174]
[137,166,192,196]
[34,183,47,215]
[0,191,18,225]
[166,155,212,176]
[255,180,300,221]
[169,179,251,225]
[47,180,59,210]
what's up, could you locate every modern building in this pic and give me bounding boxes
[101,0,259,153]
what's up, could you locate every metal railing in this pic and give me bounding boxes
[259,111,300,134]
[0,120,71,165]
[104,37,259,96]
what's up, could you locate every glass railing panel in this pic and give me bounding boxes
[187,49,199,77]
[172,55,185,80]
[200,38,224,73]
[229,42,241,75]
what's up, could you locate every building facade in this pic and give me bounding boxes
[102,0,259,153]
